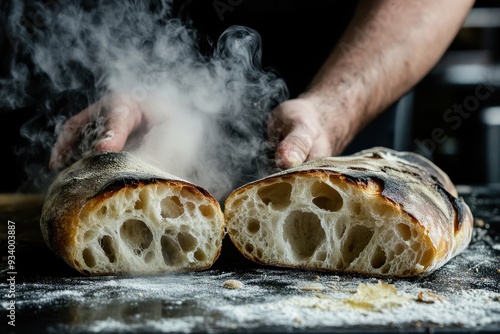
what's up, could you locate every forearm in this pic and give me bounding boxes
[301,0,475,149]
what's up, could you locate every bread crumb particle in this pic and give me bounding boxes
[417,291,446,303]
[475,219,485,228]
[223,279,243,289]
[343,281,413,311]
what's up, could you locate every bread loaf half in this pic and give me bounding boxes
[40,152,225,276]
[224,147,473,277]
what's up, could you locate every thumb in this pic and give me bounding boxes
[276,125,314,169]
[94,104,139,152]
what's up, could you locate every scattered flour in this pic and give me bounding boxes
[1,267,499,333]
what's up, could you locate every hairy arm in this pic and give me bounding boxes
[270,0,475,168]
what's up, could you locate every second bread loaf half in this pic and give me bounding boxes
[224,147,473,277]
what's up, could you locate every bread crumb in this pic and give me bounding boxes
[314,275,320,280]
[475,219,485,228]
[223,279,243,289]
[343,281,413,311]
[417,291,446,303]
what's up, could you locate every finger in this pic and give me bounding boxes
[275,125,314,169]
[49,106,96,171]
[306,136,331,161]
[94,105,133,152]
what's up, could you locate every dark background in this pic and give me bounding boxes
[0,0,499,193]
[409,0,500,185]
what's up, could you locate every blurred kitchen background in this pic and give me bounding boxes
[406,0,500,186]
[0,0,499,193]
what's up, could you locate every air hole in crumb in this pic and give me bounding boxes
[177,232,197,252]
[316,251,327,262]
[370,245,387,269]
[380,264,391,274]
[342,225,374,264]
[335,258,345,270]
[98,206,107,216]
[412,242,421,252]
[256,249,263,259]
[311,181,343,212]
[231,196,247,210]
[144,251,154,263]
[199,205,214,218]
[194,249,207,261]
[394,243,405,255]
[181,187,203,202]
[99,235,116,263]
[161,196,184,219]
[82,248,96,268]
[247,219,260,234]
[257,182,292,210]
[161,236,183,266]
[396,223,412,241]
[134,190,147,210]
[187,202,195,211]
[120,220,153,254]
[284,211,325,260]
[84,230,96,242]
[376,203,393,215]
[245,243,254,253]
[352,202,362,215]
[419,248,434,267]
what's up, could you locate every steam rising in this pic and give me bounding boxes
[1,0,288,200]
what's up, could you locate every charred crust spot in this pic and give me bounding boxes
[381,166,422,180]
[370,177,385,190]
[348,166,368,172]
[343,174,365,185]
[192,185,212,198]
[344,175,385,192]
[429,174,448,189]
[431,184,467,232]
[368,152,383,159]
[97,177,159,196]
[450,196,466,232]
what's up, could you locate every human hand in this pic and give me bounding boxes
[49,94,148,171]
[268,97,352,169]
